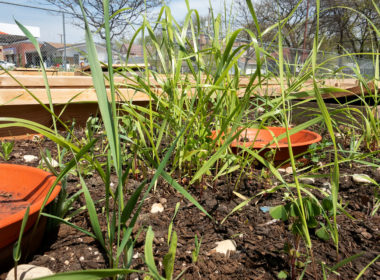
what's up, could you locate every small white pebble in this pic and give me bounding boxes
[64,260,69,265]
[352,174,373,184]
[213,240,237,255]
[6,265,53,280]
[257,107,265,113]
[263,219,279,226]
[32,135,41,142]
[88,247,92,251]
[151,203,164,213]
[334,133,344,138]
[23,155,38,163]
[39,158,59,168]
[285,167,293,174]
[321,188,331,195]
[323,182,331,188]
[133,252,140,259]
[78,238,83,242]
[299,177,315,185]
[79,256,85,262]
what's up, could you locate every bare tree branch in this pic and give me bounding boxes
[43,0,165,40]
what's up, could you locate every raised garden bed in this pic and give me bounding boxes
[0,128,378,279]
[0,75,376,137]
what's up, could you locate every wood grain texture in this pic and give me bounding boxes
[0,74,377,136]
[0,75,370,106]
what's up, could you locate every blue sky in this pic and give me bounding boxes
[0,0,233,43]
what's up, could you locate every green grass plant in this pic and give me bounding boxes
[12,206,29,280]
[1,0,379,278]
[0,2,210,279]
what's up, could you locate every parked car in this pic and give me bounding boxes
[0,60,15,70]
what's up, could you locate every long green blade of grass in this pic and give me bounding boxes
[78,0,120,176]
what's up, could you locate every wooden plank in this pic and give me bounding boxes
[6,70,76,76]
[0,75,128,88]
[0,85,286,105]
[292,101,380,125]
[301,81,380,100]
[0,74,363,90]
[0,75,376,106]
[0,103,100,137]
[0,75,167,88]
[0,104,52,136]
[2,82,369,105]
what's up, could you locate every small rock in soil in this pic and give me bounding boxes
[323,181,331,189]
[352,174,373,184]
[299,177,315,184]
[39,158,59,168]
[321,182,332,194]
[373,166,380,180]
[205,197,218,209]
[32,135,42,142]
[361,231,372,239]
[218,204,229,215]
[23,155,38,163]
[258,219,279,226]
[212,240,237,256]
[151,203,164,213]
[285,167,293,174]
[6,265,53,280]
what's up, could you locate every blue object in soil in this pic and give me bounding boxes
[260,206,271,213]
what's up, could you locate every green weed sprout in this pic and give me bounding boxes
[0,140,14,161]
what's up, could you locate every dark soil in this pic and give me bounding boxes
[0,134,379,279]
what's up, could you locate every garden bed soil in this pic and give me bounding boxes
[0,135,379,279]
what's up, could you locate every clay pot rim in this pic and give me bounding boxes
[214,127,322,149]
[0,164,61,229]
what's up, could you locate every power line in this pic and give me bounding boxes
[0,0,141,26]
[0,1,77,16]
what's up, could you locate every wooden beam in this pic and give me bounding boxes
[0,75,376,106]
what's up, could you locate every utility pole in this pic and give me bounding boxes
[62,12,67,70]
[302,0,310,64]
